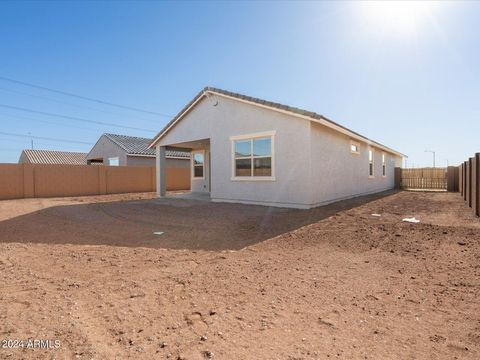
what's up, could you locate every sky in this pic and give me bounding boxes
[0,0,478,166]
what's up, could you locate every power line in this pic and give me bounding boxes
[0,104,156,133]
[0,136,89,149]
[0,131,94,145]
[0,86,166,123]
[0,112,105,133]
[0,76,172,117]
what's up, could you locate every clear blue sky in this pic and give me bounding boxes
[0,1,478,166]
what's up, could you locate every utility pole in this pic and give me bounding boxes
[425,150,436,168]
[28,132,33,150]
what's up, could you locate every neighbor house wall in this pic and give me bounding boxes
[126,155,189,169]
[309,123,402,206]
[18,152,30,164]
[126,155,155,167]
[158,95,313,208]
[87,135,128,165]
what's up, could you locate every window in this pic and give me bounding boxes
[368,150,374,177]
[382,153,386,177]
[108,157,119,166]
[231,131,275,180]
[192,151,204,178]
[350,141,360,154]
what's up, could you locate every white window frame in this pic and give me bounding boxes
[382,153,386,178]
[230,130,276,181]
[191,150,205,180]
[368,149,374,178]
[108,157,119,166]
[350,140,360,155]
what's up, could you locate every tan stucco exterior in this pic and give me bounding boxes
[154,94,404,208]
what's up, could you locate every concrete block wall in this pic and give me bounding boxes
[0,164,190,200]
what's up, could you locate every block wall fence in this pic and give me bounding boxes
[0,164,190,200]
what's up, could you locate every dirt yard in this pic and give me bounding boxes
[0,191,479,359]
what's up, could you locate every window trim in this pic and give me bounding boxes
[350,140,360,155]
[108,157,119,166]
[368,149,374,178]
[191,150,205,180]
[382,152,387,178]
[230,130,276,181]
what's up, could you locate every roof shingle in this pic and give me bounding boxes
[20,150,87,165]
[104,133,189,158]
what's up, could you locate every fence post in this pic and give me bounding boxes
[459,164,463,196]
[447,166,455,192]
[464,161,468,202]
[454,166,459,192]
[98,166,107,195]
[468,158,473,207]
[476,153,480,217]
[22,164,35,198]
[473,157,478,215]
[394,167,402,189]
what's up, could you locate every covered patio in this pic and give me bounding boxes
[156,138,211,197]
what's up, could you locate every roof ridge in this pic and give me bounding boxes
[104,132,152,141]
[23,149,88,154]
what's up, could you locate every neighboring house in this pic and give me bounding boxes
[149,87,406,209]
[87,133,190,168]
[19,149,87,165]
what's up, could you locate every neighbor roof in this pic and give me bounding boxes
[20,149,87,165]
[149,87,406,158]
[103,133,189,158]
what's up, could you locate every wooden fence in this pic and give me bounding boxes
[460,153,480,217]
[399,167,448,190]
[0,164,190,200]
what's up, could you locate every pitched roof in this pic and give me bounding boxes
[20,149,87,165]
[103,133,189,158]
[149,87,406,158]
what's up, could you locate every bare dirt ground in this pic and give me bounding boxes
[0,191,479,359]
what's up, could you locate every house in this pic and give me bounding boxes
[87,133,190,168]
[149,87,406,209]
[19,149,88,165]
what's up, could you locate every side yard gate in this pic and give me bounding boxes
[400,168,448,190]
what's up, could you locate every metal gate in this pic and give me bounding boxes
[401,168,447,190]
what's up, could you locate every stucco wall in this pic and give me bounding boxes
[156,95,403,208]
[0,164,25,199]
[87,136,128,165]
[310,122,402,206]
[125,155,155,167]
[126,155,188,168]
[158,96,313,207]
[18,152,29,164]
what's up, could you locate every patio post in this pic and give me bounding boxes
[156,145,167,197]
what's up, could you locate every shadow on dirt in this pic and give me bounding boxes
[0,190,398,251]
